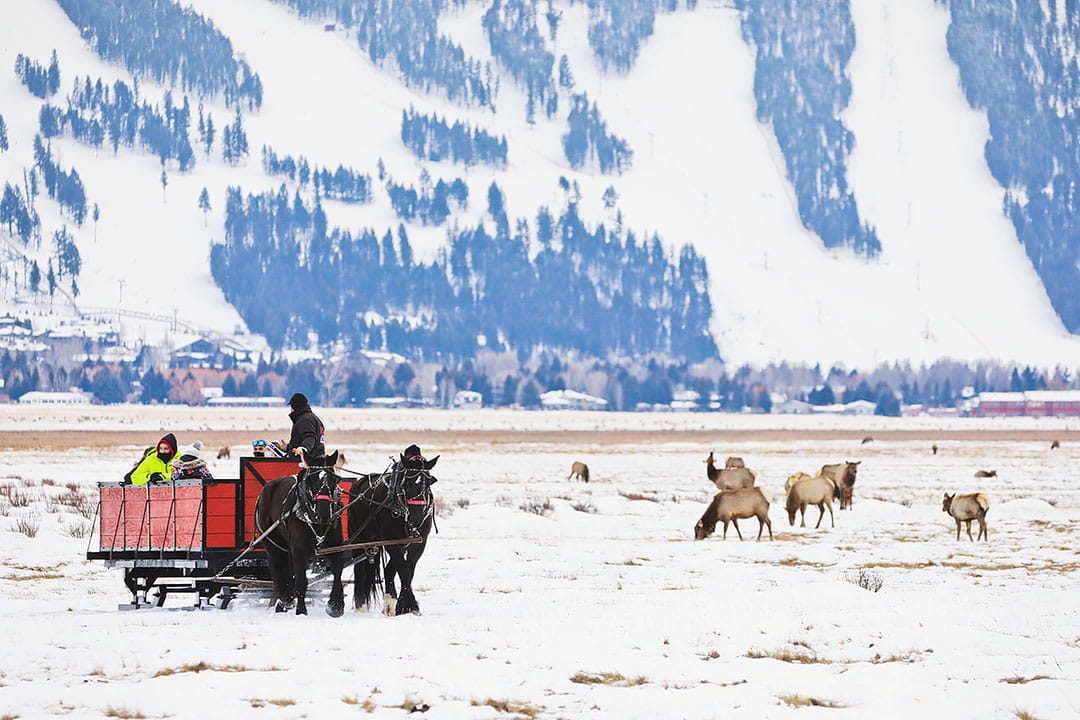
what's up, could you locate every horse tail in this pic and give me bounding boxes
[356,547,385,609]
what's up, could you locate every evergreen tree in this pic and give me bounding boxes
[0,114,8,151]
[198,187,211,225]
[47,49,60,96]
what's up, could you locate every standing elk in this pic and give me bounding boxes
[942,492,990,541]
[694,487,773,541]
[820,461,859,510]
[568,461,590,483]
[704,452,756,491]
[217,446,230,460]
[785,474,835,529]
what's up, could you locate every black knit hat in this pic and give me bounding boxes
[288,393,308,410]
[158,433,177,460]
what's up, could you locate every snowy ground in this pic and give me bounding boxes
[2,411,1079,719]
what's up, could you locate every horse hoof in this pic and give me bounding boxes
[326,601,344,618]
[383,594,398,617]
[275,602,288,613]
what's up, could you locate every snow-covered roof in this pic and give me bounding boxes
[540,389,608,409]
[18,390,93,405]
[206,396,286,407]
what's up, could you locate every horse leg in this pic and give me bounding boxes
[290,540,309,615]
[326,545,344,618]
[382,548,405,616]
[393,543,428,616]
[265,545,292,612]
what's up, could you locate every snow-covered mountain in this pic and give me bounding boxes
[3,0,1080,369]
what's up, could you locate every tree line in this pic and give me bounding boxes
[401,107,508,167]
[737,0,880,256]
[209,179,714,361]
[943,1,1080,334]
[55,0,263,109]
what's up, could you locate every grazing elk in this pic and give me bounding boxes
[217,446,231,460]
[973,469,997,478]
[704,452,756,491]
[694,487,772,541]
[931,443,939,455]
[1051,440,1061,450]
[820,461,859,510]
[942,492,990,541]
[568,461,590,483]
[785,474,835,529]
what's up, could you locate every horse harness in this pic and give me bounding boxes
[344,458,436,547]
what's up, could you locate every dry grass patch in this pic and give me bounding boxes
[870,650,928,664]
[747,648,832,664]
[341,696,376,711]
[1013,711,1041,720]
[1,572,65,581]
[777,694,847,708]
[153,662,281,677]
[774,556,832,568]
[1001,675,1052,684]
[471,698,544,717]
[104,708,146,719]
[247,699,295,708]
[617,491,659,503]
[570,671,648,687]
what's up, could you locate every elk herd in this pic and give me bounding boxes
[567,446,1001,543]
[691,451,991,543]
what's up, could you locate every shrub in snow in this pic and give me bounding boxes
[13,515,40,538]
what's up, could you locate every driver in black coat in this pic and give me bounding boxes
[285,393,326,459]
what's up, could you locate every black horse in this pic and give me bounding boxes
[349,444,438,616]
[254,450,345,616]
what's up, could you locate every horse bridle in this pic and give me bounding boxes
[293,466,342,546]
[345,459,435,545]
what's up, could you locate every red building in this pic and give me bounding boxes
[970,391,1080,417]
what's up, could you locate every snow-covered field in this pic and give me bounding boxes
[1,410,1079,718]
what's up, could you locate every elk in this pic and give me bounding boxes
[785,474,835,529]
[694,488,772,541]
[942,492,990,542]
[705,452,755,491]
[568,461,589,483]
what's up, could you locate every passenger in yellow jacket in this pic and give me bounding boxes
[128,433,178,487]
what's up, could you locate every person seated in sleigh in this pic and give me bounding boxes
[124,433,179,486]
[171,440,214,482]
